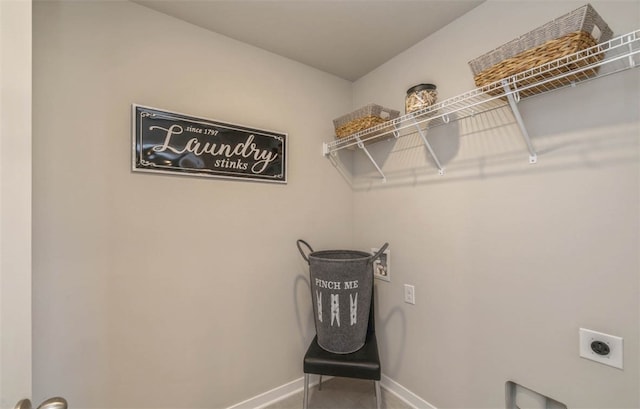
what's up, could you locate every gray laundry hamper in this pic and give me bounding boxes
[297,240,388,354]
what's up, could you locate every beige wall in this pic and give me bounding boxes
[0,0,32,407]
[352,1,639,408]
[32,1,353,408]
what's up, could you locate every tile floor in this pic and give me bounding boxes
[264,377,413,409]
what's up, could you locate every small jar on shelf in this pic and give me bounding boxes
[405,83,437,114]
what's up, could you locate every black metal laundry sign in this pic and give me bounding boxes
[132,105,287,183]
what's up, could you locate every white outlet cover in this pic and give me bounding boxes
[404,284,415,305]
[579,328,623,369]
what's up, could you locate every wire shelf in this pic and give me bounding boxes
[324,29,640,157]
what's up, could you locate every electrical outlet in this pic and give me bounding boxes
[404,284,415,305]
[579,328,623,369]
[372,247,390,282]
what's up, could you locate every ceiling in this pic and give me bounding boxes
[133,0,484,81]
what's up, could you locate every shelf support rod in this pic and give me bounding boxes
[412,117,445,175]
[502,80,537,164]
[392,120,401,139]
[628,34,636,68]
[356,137,386,182]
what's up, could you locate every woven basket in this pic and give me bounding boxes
[333,104,400,141]
[469,4,613,94]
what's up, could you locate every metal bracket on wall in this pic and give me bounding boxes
[502,79,537,164]
[354,121,402,181]
[356,136,387,182]
[412,117,445,175]
[323,138,389,182]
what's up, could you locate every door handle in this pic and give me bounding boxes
[14,397,67,409]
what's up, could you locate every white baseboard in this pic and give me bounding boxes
[381,374,437,409]
[224,375,324,409]
[225,373,436,409]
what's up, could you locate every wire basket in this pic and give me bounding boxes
[469,3,613,94]
[333,104,400,141]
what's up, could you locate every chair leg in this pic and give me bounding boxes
[303,374,309,409]
[374,380,381,409]
[318,375,323,391]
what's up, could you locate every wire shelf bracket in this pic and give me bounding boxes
[356,136,387,182]
[502,79,537,164]
[412,116,445,175]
